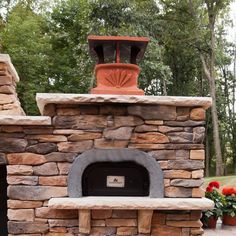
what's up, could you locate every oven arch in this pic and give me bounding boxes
[68,148,164,198]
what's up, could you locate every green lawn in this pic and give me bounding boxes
[204,175,236,190]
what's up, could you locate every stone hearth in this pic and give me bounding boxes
[0,90,214,236]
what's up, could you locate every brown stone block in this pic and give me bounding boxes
[26,135,67,142]
[0,138,27,153]
[166,213,190,221]
[8,200,43,209]
[45,152,76,162]
[158,161,168,170]
[104,127,133,140]
[35,207,77,219]
[57,140,93,153]
[193,127,205,143]
[151,224,182,236]
[176,150,190,159]
[8,186,67,200]
[190,108,206,121]
[7,165,33,175]
[57,108,81,115]
[94,139,128,148]
[190,150,205,160]
[33,162,58,176]
[131,132,169,144]
[112,210,137,219]
[149,150,175,160]
[68,132,102,141]
[50,226,67,232]
[138,210,153,234]
[8,221,49,234]
[57,162,72,175]
[106,218,137,227]
[128,105,176,120]
[135,124,158,132]
[1,126,23,132]
[90,227,116,235]
[0,75,12,85]
[39,176,67,186]
[158,126,184,133]
[166,220,202,228]
[7,153,46,165]
[152,212,166,225]
[114,116,143,127]
[53,115,107,129]
[7,176,38,185]
[128,143,166,150]
[0,85,15,94]
[164,170,191,179]
[168,132,193,143]
[164,179,170,187]
[0,152,6,164]
[26,143,57,154]
[165,186,192,197]
[23,127,53,135]
[182,227,190,236]
[8,209,34,221]
[167,160,204,170]
[164,120,205,127]
[92,209,112,219]
[191,211,202,220]
[117,227,137,235]
[44,233,74,236]
[100,104,127,115]
[145,120,164,125]
[79,209,91,234]
[170,179,204,187]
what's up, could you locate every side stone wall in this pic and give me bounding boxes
[2,103,206,235]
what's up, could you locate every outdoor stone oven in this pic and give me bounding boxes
[0,50,214,236]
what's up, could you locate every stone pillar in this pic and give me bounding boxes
[0,54,25,115]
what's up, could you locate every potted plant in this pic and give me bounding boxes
[222,186,236,226]
[201,181,223,228]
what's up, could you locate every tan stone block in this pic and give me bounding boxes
[131,132,169,144]
[164,170,191,179]
[158,126,184,133]
[57,108,80,115]
[26,135,67,142]
[135,124,158,132]
[117,227,137,235]
[48,219,79,227]
[57,162,72,175]
[164,179,170,187]
[0,94,15,104]
[0,75,12,85]
[190,108,206,121]
[158,161,168,169]
[166,220,202,227]
[190,150,205,160]
[35,207,77,219]
[165,186,192,197]
[170,179,204,187]
[145,120,164,125]
[39,176,67,186]
[8,209,34,221]
[8,234,41,236]
[94,139,128,148]
[57,140,93,153]
[8,200,43,209]
[138,210,153,234]
[0,85,15,94]
[106,218,137,227]
[7,176,38,185]
[182,227,190,236]
[92,209,112,219]
[44,233,73,236]
[191,227,204,234]
[1,126,23,132]
[79,209,91,234]
[128,143,166,150]
[7,153,46,165]
[104,127,133,140]
[192,188,205,198]
[192,170,204,178]
[92,220,106,226]
[7,165,33,175]
[90,227,116,235]
[68,132,102,141]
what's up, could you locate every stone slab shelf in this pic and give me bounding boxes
[49,197,213,234]
[49,197,214,210]
[0,115,51,125]
[36,93,212,115]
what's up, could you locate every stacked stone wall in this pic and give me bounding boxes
[1,103,206,235]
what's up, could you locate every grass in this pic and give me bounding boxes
[204,175,236,190]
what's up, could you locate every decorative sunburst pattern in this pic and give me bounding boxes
[104,69,133,87]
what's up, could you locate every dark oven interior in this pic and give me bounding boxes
[82,161,150,196]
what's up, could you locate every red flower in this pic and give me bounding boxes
[209,181,220,189]
[222,187,235,196]
[206,186,213,192]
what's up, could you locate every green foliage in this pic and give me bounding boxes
[223,195,236,217]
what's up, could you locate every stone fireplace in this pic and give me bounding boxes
[0,50,214,236]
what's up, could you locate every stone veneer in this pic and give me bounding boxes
[0,94,213,236]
